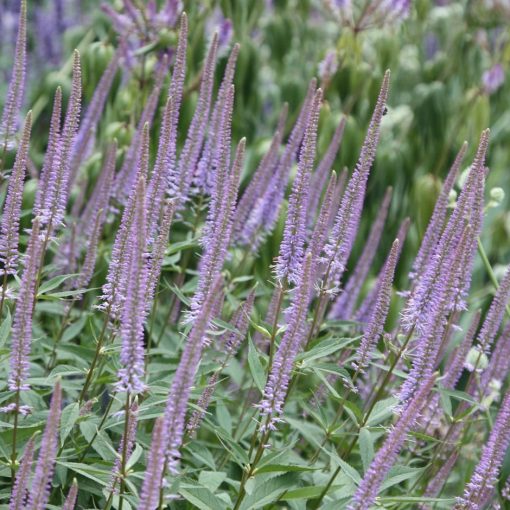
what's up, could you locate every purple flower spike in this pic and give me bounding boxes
[234,104,288,245]
[308,116,346,222]
[195,43,240,195]
[9,218,43,391]
[9,437,35,510]
[42,51,82,233]
[188,135,245,322]
[482,63,505,95]
[28,381,62,510]
[397,225,471,406]
[481,320,510,393]
[108,402,139,493]
[323,70,390,293]
[146,97,175,239]
[355,217,410,324]
[330,186,393,320]
[186,371,219,436]
[139,417,166,510]
[255,79,317,245]
[402,130,489,334]
[453,389,510,509]
[275,88,322,285]
[164,276,223,473]
[34,87,62,219]
[424,311,481,434]
[0,0,26,152]
[170,33,219,204]
[0,111,31,276]
[116,177,148,394]
[475,264,510,356]
[309,170,338,271]
[145,199,176,311]
[99,123,150,318]
[224,289,256,355]
[258,252,315,431]
[352,238,399,375]
[348,374,436,510]
[114,56,169,203]
[69,47,121,186]
[411,143,467,280]
[62,480,79,510]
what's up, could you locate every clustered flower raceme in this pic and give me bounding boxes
[2,1,510,509]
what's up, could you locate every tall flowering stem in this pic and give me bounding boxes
[275,88,322,285]
[410,142,467,280]
[9,437,34,510]
[0,111,32,315]
[162,276,222,476]
[322,70,390,292]
[352,238,400,375]
[346,376,436,510]
[330,185,393,320]
[116,177,148,395]
[27,381,62,510]
[453,389,510,509]
[0,0,27,161]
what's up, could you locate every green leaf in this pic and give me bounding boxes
[178,485,227,510]
[198,471,227,492]
[366,397,398,426]
[297,337,357,365]
[248,338,266,393]
[61,314,88,343]
[359,427,374,473]
[240,473,297,509]
[0,310,11,347]
[57,461,111,486]
[37,274,78,295]
[60,402,79,447]
[255,464,317,474]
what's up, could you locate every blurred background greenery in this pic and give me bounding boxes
[1,0,509,300]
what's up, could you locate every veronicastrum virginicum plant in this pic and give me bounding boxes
[0,1,509,509]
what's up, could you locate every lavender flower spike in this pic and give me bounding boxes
[397,225,470,406]
[0,111,32,276]
[188,135,244,321]
[308,116,346,222]
[62,480,79,510]
[323,70,390,292]
[195,43,240,195]
[116,177,148,394]
[330,186,393,319]
[33,87,62,219]
[9,437,35,510]
[27,381,62,510]
[138,417,165,510]
[474,264,510,356]
[275,88,322,285]
[8,218,43,391]
[347,374,436,510]
[42,50,82,231]
[309,170,338,270]
[0,0,27,152]
[258,251,315,431]
[352,238,399,375]
[170,33,219,204]
[453,388,510,509]
[99,123,150,318]
[411,142,467,280]
[108,402,138,492]
[145,199,176,311]
[164,276,223,474]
